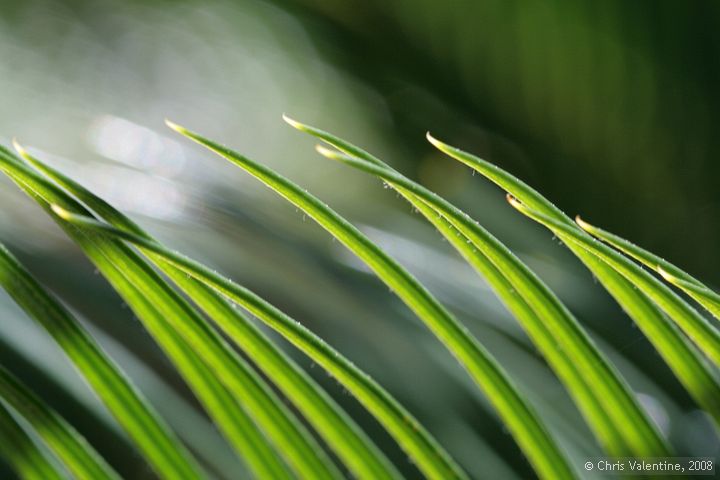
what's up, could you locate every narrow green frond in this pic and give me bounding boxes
[283,115,382,165]
[425,133,567,224]
[13,145,347,480]
[507,197,720,421]
[424,136,720,423]
[0,365,118,480]
[576,216,720,320]
[311,144,658,457]
[287,118,671,457]
[49,200,473,480]
[0,149,300,480]
[9,143,350,479]
[507,196,720,367]
[0,234,197,479]
[658,268,720,320]
[162,121,576,480]
[0,401,64,480]
[20,149,399,480]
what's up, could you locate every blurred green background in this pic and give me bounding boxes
[1,0,718,478]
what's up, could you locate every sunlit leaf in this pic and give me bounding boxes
[0,400,64,480]
[0,365,119,480]
[19,148,400,480]
[145,120,575,480]
[283,117,672,458]
[577,217,720,321]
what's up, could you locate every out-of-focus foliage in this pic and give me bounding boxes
[288,0,720,279]
[0,0,718,478]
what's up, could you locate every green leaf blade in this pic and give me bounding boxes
[576,216,720,320]
[423,136,720,424]
[20,149,400,480]
[0,150,297,480]
[51,193,471,480]
[0,401,64,480]
[312,146,636,455]
[292,121,668,458]
[164,122,576,480]
[508,199,720,422]
[0,365,119,480]
[0,230,200,479]
[508,198,720,367]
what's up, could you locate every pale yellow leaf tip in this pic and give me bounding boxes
[315,144,340,159]
[164,118,187,134]
[657,266,677,283]
[575,215,593,232]
[427,132,454,153]
[282,113,304,131]
[50,204,72,220]
[506,193,523,210]
[12,138,28,159]
[426,132,442,149]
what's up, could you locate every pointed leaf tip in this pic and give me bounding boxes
[426,132,441,148]
[426,132,453,154]
[657,266,676,283]
[314,144,339,159]
[11,138,28,158]
[50,204,72,220]
[282,114,304,131]
[575,215,593,232]
[164,119,186,134]
[506,193,523,210]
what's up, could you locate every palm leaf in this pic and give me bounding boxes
[0,365,119,480]
[423,136,720,421]
[577,217,720,321]
[283,117,671,458]
[17,146,400,480]
[0,148,318,480]
[154,120,576,480]
[0,231,199,479]
[0,400,64,480]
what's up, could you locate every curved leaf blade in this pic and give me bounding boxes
[309,144,654,457]
[506,197,720,367]
[0,400,64,480]
[507,197,720,422]
[284,118,670,457]
[0,236,197,480]
[0,150,298,480]
[19,149,400,480]
[0,363,118,480]
[50,200,473,480]
[425,136,720,423]
[14,146,350,480]
[576,217,720,321]
[160,121,576,480]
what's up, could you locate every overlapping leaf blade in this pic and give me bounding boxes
[0,400,64,480]
[506,199,720,421]
[307,158,653,455]
[577,218,720,321]
[421,138,720,418]
[0,215,198,479]
[0,360,118,480]
[49,187,471,480]
[152,121,576,480]
[19,147,400,480]
[3,113,715,480]
[0,148,326,480]
[282,119,668,457]
[428,137,720,359]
